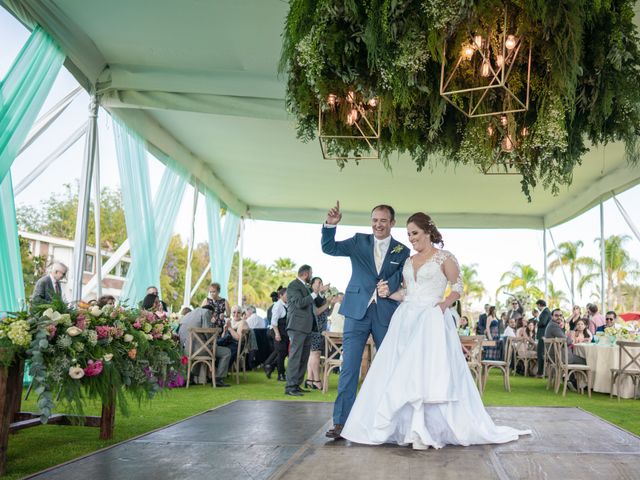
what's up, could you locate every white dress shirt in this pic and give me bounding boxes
[270,299,287,328]
[245,313,264,329]
[503,326,517,338]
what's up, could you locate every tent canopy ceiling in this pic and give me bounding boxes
[3,0,640,229]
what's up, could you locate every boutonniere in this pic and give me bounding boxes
[391,245,404,254]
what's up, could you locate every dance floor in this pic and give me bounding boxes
[27,400,640,479]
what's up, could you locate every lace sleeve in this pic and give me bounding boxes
[443,252,463,295]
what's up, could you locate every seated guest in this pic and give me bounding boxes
[569,318,592,344]
[244,305,264,329]
[567,305,582,331]
[503,317,517,337]
[457,316,470,336]
[97,295,116,308]
[145,286,168,312]
[217,306,249,360]
[545,308,586,365]
[597,311,617,332]
[587,303,604,334]
[328,293,345,332]
[179,305,231,387]
[142,293,162,312]
[516,319,537,359]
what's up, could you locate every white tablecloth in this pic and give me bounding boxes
[573,343,639,399]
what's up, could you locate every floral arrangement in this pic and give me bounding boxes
[280,0,640,199]
[0,312,34,366]
[604,322,640,342]
[27,300,183,423]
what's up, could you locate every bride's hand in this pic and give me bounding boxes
[376,280,390,298]
[436,301,447,313]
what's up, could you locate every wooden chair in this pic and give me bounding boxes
[186,327,220,388]
[610,340,640,401]
[233,329,251,384]
[512,337,538,377]
[481,337,512,393]
[322,331,344,393]
[554,338,592,397]
[542,337,560,391]
[460,336,484,391]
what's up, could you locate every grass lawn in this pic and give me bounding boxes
[5,369,640,479]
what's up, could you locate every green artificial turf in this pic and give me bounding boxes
[4,370,639,479]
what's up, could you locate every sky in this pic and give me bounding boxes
[2,9,639,312]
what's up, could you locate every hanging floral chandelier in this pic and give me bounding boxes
[280,0,640,199]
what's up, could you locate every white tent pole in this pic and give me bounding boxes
[14,124,87,196]
[18,87,82,156]
[190,263,211,300]
[612,194,640,244]
[182,185,199,308]
[600,201,606,312]
[237,217,244,307]
[83,239,130,298]
[93,133,102,299]
[542,228,548,300]
[71,96,99,302]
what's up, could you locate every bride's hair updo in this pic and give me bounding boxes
[407,212,444,248]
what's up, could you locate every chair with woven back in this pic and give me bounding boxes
[322,331,344,393]
[511,337,538,377]
[186,327,220,388]
[481,337,513,393]
[610,340,640,401]
[554,337,592,397]
[233,329,252,384]
[460,335,484,391]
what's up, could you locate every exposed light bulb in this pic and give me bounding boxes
[496,55,504,67]
[462,45,475,61]
[481,60,490,77]
[327,94,337,106]
[368,97,378,107]
[521,127,529,137]
[487,125,494,137]
[505,35,517,50]
[500,115,508,127]
[346,108,359,125]
[502,136,514,152]
[473,35,483,50]
[346,90,355,104]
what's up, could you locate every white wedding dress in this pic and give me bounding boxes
[341,250,531,448]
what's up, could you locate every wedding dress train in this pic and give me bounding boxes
[341,250,531,448]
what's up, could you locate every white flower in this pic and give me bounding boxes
[42,308,54,319]
[146,334,153,340]
[58,314,72,326]
[89,306,102,317]
[162,333,171,340]
[103,353,113,362]
[68,366,85,380]
[123,334,134,343]
[66,326,82,337]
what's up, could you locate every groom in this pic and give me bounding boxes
[322,202,410,439]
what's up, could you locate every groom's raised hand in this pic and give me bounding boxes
[325,201,342,225]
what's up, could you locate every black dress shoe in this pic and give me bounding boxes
[264,365,273,379]
[215,379,231,387]
[325,424,344,439]
[277,374,286,382]
[295,386,310,393]
[285,390,303,397]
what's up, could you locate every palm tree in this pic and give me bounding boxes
[578,235,640,309]
[546,281,568,310]
[547,240,597,307]
[497,262,543,301]
[460,263,486,313]
[620,283,640,311]
[227,254,276,308]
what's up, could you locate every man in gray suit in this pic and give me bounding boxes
[31,262,67,305]
[544,308,587,365]
[285,264,328,396]
[179,305,232,387]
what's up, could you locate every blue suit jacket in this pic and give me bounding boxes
[321,226,410,322]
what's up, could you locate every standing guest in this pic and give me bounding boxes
[598,311,618,332]
[457,316,470,336]
[180,306,192,316]
[483,307,501,360]
[244,305,264,329]
[569,318,592,345]
[264,287,288,380]
[97,295,116,308]
[567,306,582,331]
[145,286,168,312]
[203,282,230,324]
[284,265,327,396]
[476,304,490,335]
[587,304,605,334]
[503,317,517,337]
[306,277,332,390]
[506,299,523,333]
[328,293,345,332]
[266,291,279,329]
[535,299,551,377]
[179,305,231,387]
[31,262,68,305]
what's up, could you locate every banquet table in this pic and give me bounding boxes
[573,343,640,399]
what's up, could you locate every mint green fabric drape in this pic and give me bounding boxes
[205,191,240,299]
[113,118,188,305]
[0,26,63,313]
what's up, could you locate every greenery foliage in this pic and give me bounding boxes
[280,0,640,199]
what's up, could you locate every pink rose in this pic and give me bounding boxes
[95,326,111,340]
[75,315,87,331]
[84,360,103,377]
[133,320,142,329]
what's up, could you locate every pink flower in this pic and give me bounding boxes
[145,312,155,322]
[46,324,57,339]
[181,355,189,366]
[95,326,111,340]
[112,327,124,338]
[75,315,87,331]
[110,311,118,318]
[84,360,103,377]
[133,320,142,329]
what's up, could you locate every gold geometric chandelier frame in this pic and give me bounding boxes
[440,7,532,118]
[318,97,381,160]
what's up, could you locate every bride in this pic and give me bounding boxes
[340,212,531,450]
